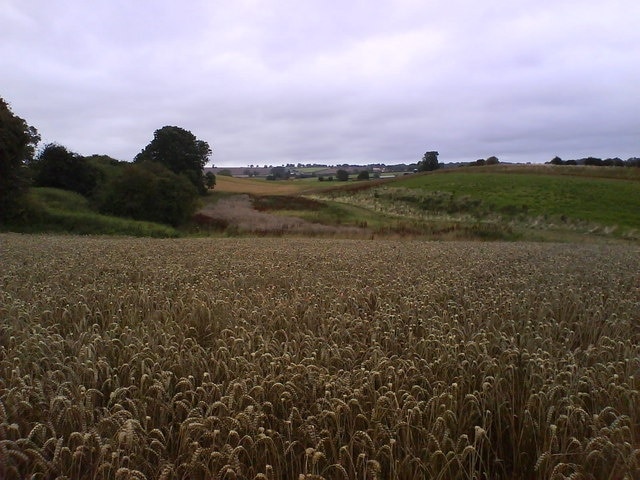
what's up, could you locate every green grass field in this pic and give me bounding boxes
[393,169,640,230]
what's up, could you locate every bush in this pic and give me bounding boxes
[97,162,199,226]
[32,144,99,196]
[336,169,349,181]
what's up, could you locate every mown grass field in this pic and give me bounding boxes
[1,234,638,479]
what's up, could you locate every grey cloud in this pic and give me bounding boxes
[1,0,639,166]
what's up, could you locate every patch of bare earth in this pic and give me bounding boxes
[197,194,367,235]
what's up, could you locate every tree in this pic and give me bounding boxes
[419,151,439,171]
[357,170,370,180]
[336,169,349,181]
[98,162,198,226]
[270,166,290,180]
[0,98,40,221]
[549,156,563,165]
[31,143,98,196]
[486,156,500,165]
[584,157,603,166]
[135,126,211,194]
[205,171,216,189]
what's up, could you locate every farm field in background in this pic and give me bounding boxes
[1,234,638,479]
[392,169,640,230]
[198,166,640,242]
[213,175,319,196]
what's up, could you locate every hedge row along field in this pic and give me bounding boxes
[1,234,638,479]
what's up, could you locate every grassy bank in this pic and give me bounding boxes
[2,188,180,237]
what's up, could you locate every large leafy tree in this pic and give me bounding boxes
[419,151,439,171]
[0,98,40,221]
[31,143,98,196]
[135,126,211,194]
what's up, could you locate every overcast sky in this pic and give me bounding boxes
[2,1,639,166]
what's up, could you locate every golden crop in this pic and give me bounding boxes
[0,234,638,479]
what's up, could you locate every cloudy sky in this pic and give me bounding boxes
[2,0,639,166]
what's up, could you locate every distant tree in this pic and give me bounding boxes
[474,159,486,166]
[270,166,290,180]
[486,156,500,165]
[31,143,98,196]
[584,157,603,166]
[98,162,198,226]
[0,98,40,222]
[565,159,577,166]
[357,170,370,180]
[217,169,233,177]
[135,126,211,194]
[604,157,624,167]
[549,156,564,165]
[336,169,349,181]
[205,171,216,189]
[418,151,439,171]
[318,175,325,182]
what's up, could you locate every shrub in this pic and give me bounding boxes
[336,169,349,181]
[97,161,199,226]
[32,143,98,196]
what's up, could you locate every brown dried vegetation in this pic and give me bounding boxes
[0,234,638,479]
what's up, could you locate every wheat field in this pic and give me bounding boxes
[0,234,638,479]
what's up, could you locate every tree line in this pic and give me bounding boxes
[548,156,640,167]
[1,98,214,226]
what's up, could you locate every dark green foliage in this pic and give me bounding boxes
[98,162,199,226]
[584,157,603,166]
[336,169,349,181]
[418,151,439,171]
[270,166,290,179]
[0,98,40,222]
[205,171,216,189]
[32,143,98,196]
[135,126,211,194]
[357,170,370,180]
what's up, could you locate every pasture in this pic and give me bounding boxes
[1,234,638,479]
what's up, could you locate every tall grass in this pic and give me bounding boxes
[1,234,638,479]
